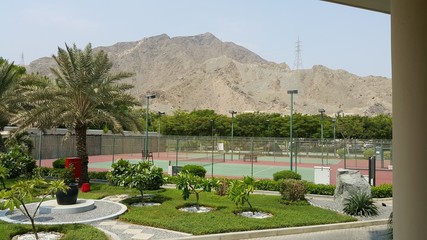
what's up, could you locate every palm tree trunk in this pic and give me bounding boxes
[76,125,89,184]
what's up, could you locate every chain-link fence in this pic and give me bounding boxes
[28,133,392,170]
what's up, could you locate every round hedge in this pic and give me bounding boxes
[52,158,66,168]
[181,164,207,178]
[273,170,301,181]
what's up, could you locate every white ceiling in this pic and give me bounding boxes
[322,0,390,14]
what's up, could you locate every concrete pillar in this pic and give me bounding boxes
[391,0,427,239]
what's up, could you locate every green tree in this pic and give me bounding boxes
[176,172,218,210]
[0,58,26,153]
[12,44,142,184]
[0,179,67,240]
[336,115,364,139]
[227,176,256,213]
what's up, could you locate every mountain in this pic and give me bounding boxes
[27,32,392,116]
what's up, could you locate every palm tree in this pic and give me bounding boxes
[13,44,142,183]
[0,58,25,153]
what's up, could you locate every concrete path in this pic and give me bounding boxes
[247,225,390,240]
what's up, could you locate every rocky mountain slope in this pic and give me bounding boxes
[27,32,392,116]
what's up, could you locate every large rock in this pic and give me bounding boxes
[334,169,371,205]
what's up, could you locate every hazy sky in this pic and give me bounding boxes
[1,0,391,77]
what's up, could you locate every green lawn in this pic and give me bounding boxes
[0,182,356,238]
[119,188,356,235]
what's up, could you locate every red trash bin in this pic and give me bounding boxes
[65,157,82,179]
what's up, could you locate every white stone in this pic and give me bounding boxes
[334,169,371,206]
[238,211,273,219]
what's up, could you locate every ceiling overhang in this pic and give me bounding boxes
[322,0,390,14]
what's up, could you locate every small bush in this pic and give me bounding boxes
[215,178,230,196]
[343,191,379,217]
[33,166,51,178]
[384,151,391,160]
[52,158,66,168]
[278,179,306,202]
[363,148,375,158]
[371,184,392,198]
[0,146,36,179]
[337,148,346,158]
[106,159,132,186]
[164,175,179,184]
[181,164,207,178]
[273,170,301,181]
[89,171,108,180]
[303,181,335,195]
[254,179,279,191]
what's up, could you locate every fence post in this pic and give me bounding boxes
[175,139,179,167]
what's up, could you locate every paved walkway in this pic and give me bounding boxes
[247,225,390,240]
[94,194,191,240]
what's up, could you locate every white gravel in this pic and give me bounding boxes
[179,206,213,213]
[12,232,63,240]
[238,211,273,219]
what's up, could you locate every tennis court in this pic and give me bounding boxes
[85,152,341,182]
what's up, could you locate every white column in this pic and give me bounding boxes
[391,0,427,239]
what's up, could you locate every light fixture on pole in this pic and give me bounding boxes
[287,90,298,171]
[145,94,156,160]
[332,118,336,158]
[229,110,237,161]
[318,108,325,165]
[210,119,215,177]
[157,111,165,157]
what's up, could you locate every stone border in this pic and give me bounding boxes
[173,219,389,240]
[0,200,127,225]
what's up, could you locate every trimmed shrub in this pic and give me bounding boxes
[89,171,108,180]
[363,148,375,158]
[254,179,279,191]
[303,181,335,195]
[182,164,207,178]
[278,179,306,202]
[52,158,66,169]
[273,170,301,181]
[0,146,36,179]
[343,191,379,217]
[371,184,392,198]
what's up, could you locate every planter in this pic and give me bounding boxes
[56,183,79,205]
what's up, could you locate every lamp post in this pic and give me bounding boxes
[157,111,165,157]
[210,119,215,177]
[145,94,156,160]
[332,118,336,158]
[287,90,298,171]
[229,110,237,161]
[318,108,325,165]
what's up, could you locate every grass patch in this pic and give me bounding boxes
[0,222,108,240]
[120,188,356,235]
[78,183,136,199]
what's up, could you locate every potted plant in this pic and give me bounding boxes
[51,164,78,205]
